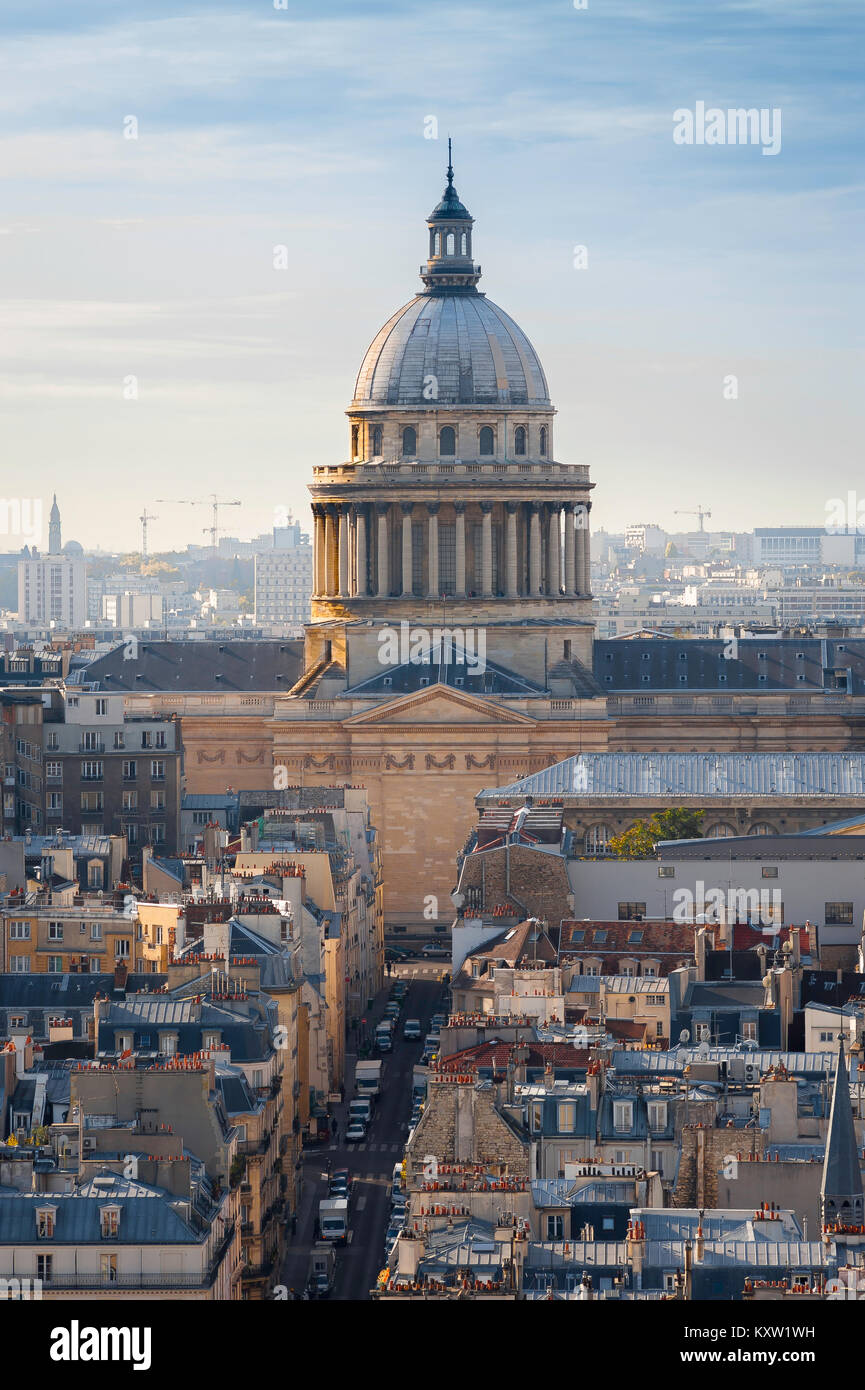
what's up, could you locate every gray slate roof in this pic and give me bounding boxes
[479,752,865,801]
[821,1041,864,1208]
[353,293,550,408]
[69,640,303,692]
[593,637,865,694]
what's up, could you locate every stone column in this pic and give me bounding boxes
[547,504,561,595]
[401,501,414,597]
[355,504,368,596]
[563,504,576,594]
[575,511,589,597]
[376,502,390,597]
[480,500,493,598]
[580,502,592,595]
[426,502,440,598]
[529,503,541,595]
[454,501,466,597]
[313,505,326,596]
[324,506,337,596]
[505,501,519,598]
[338,504,350,597]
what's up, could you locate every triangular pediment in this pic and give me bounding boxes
[341,684,536,727]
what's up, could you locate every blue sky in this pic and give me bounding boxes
[1,0,862,551]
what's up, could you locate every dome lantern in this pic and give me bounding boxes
[421,140,481,294]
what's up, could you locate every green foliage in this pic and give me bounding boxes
[609,808,704,860]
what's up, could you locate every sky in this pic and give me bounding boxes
[0,0,862,553]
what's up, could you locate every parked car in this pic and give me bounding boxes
[422,943,449,957]
[374,1027,393,1053]
[403,1018,421,1040]
[430,1013,446,1031]
[384,1221,403,1258]
[329,1168,352,1197]
[385,947,409,963]
[345,1120,367,1143]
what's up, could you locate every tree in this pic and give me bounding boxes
[609,808,704,860]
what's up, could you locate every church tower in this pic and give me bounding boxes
[48,494,61,554]
[306,149,595,684]
[820,1036,864,1230]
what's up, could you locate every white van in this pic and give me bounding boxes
[349,1097,373,1126]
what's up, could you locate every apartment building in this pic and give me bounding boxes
[0,905,137,976]
[42,690,180,855]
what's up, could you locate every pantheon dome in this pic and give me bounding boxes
[352,294,551,409]
[307,147,594,649]
[352,149,549,412]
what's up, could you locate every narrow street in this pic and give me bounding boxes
[280,958,448,1301]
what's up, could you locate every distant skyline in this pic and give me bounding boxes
[2,0,862,551]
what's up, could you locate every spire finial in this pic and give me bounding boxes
[447,137,454,188]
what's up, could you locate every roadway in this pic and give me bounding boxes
[280,958,448,1301]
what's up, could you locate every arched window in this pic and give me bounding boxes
[584,824,612,855]
[350,425,359,460]
[539,426,548,457]
[372,425,383,457]
[749,821,777,836]
[479,426,494,456]
[460,232,467,255]
[706,822,737,838]
[402,426,417,456]
[434,232,441,256]
[446,232,455,255]
[514,425,527,456]
[439,426,456,456]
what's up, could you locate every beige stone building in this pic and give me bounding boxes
[73,158,865,928]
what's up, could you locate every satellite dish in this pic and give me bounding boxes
[679,1029,690,1044]
[696,1040,710,1059]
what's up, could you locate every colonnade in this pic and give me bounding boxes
[311,499,591,600]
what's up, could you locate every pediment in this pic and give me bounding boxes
[342,684,536,727]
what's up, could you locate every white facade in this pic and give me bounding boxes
[255,536,313,625]
[101,592,165,627]
[18,552,86,629]
[567,854,865,935]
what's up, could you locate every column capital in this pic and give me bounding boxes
[340,501,352,516]
[311,502,325,518]
[562,500,576,515]
[324,502,339,518]
[453,500,466,515]
[426,501,441,516]
[400,501,414,516]
[479,500,493,515]
[375,501,390,516]
[528,500,542,514]
[505,500,519,515]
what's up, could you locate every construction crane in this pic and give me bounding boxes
[202,495,241,552]
[156,494,241,552]
[139,507,158,562]
[674,506,712,532]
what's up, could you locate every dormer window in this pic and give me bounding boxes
[203,1031,221,1050]
[100,1206,120,1239]
[37,1207,56,1239]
